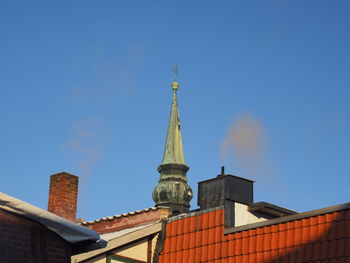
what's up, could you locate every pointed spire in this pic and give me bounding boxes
[161,81,186,166]
[153,78,193,215]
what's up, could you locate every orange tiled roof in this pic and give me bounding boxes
[159,205,350,262]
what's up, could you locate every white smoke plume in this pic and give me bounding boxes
[221,112,274,180]
[67,118,105,178]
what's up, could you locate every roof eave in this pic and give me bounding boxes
[0,192,99,244]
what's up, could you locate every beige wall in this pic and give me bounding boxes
[114,238,148,262]
[82,255,106,263]
[112,233,159,262]
[72,222,164,263]
[234,202,269,227]
[81,234,159,263]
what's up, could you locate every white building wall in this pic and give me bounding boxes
[234,202,268,227]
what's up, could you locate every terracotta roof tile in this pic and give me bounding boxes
[188,214,196,233]
[200,245,206,262]
[235,237,242,256]
[176,250,183,263]
[256,233,263,252]
[200,228,208,246]
[241,235,248,254]
[182,232,189,250]
[221,240,228,258]
[160,253,167,263]
[182,249,189,262]
[326,212,334,223]
[182,216,190,233]
[176,233,183,251]
[227,239,234,257]
[337,219,346,239]
[208,227,215,245]
[208,210,215,227]
[214,226,222,243]
[159,204,350,262]
[188,231,196,249]
[162,237,170,254]
[176,216,184,236]
[187,248,194,262]
[346,239,350,256]
[337,239,345,257]
[170,235,177,253]
[206,243,214,261]
[202,213,209,230]
[346,209,350,219]
[278,229,286,249]
[195,228,202,247]
[194,246,201,262]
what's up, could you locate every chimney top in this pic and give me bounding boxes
[48,172,79,222]
[218,166,225,177]
[198,172,254,210]
[50,171,78,178]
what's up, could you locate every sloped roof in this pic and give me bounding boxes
[100,221,158,241]
[160,207,224,262]
[72,221,163,262]
[159,203,350,262]
[80,206,168,235]
[80,207,158,225]
[0,192,99,244]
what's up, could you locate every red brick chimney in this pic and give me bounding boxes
[48,172,78,222]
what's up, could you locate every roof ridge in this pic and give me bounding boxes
[167,206,224,222]
[80,207,158,225]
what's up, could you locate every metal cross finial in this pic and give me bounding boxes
[173,64,178,81]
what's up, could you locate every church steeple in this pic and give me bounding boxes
[152,80,193,215]
[161,81,186,166]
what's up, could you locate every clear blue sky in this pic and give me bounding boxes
[1,1,349,221]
